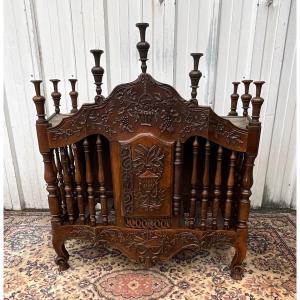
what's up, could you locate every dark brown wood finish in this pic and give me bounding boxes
[30,23,265,280]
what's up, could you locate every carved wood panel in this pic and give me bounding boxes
[120,135,173,218]
[47,74,248,152]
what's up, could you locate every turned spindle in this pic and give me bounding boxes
[189,53,203,106]
[72,143,85,224]
[96,135,108,225]
[60,147,74,224]
[173,140,183,217]
[69,79,78,113]
[212,145,223,229]
[31,80,46,123]
[50,79,61,114]
[200,140,210,230]
[228,82,240,116]
[224,151,236,229]
[90,49,104,103]
[55,148,67,218]
[251,81,265,123]
[84,138,96,225]
[189,136,199,228]
[241,80,253,117]
[136,23,150,73]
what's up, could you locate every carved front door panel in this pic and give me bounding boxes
[120,135,173,218]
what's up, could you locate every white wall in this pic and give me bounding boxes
[4,0,296,209]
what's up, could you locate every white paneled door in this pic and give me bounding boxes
[4,0,296,209]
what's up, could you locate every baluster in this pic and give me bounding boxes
[224,151,236,229]
[96,135,108,225]
[200,140,210,230]
[69,79,78,113]
[251,81,265,123]
[241,80,253,117]
[60,147,74,224]
[84,138,96,225]
[51,150,61,215]
[68,146,75,180]
[136,23,150,73]
[238,154,256,229]
[72,143,85,224]
[90,49,104,103]
[212,146,223,229]
[50,79,61,114]
[173,140,183,216]
[189,53,203,105]
[228,82,240,116]
[55,148,67,217]
[189,137,199,228]
[31,80,61,223]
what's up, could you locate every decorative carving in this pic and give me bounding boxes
[132,144,165,212]
[48,74,248,151]
[121,144,134,214]
[125,217,171,229]
[64,225,236,268]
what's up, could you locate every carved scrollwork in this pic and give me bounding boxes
[125,217,171,229]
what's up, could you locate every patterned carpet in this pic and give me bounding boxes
[4,211,296,300]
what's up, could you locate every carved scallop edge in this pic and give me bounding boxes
[55,225,237,266]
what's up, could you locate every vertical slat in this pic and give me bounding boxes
[55,148,67,217]
[212,145,222,229]
[72,143,85,224]
[173,140,183,216]
[189,137,199,228]
[200,140,210,230]
[96,135,108,225]
[60,147,74,224]
[83,137,96,225]
[224,150,236,229]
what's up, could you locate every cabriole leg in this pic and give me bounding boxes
[52,233,70,271]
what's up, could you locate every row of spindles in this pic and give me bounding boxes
[52,135,109,226]
[185,138,240,230]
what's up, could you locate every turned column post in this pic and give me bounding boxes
[31,80,61,224]
[228,82,240,116]
[136,23,150,73]
[69,79,78,113]
[241,80,253,117]
[189,53,203,106]
[90,49,105,103]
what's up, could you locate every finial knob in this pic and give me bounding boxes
[69,79,78,113]
[50,79,61,114]
[228,82,240,116]
[31,80,46,122]
[90,49,104,103]
[251,81,265,123]
[189,53,203,105]
[241,80,253,117]
[136,23,150,73]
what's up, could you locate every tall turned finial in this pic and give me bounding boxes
[241,80,253,117]
[90,49,104,103]
[228,82,240,116]
[31,80,46,123]
[136,23,150,73]
[251,81,265,123]
[189,53,203,105]
[69,79,78,113]
[50,79,61,114]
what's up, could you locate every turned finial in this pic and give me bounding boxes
[241,80,253,117]
[189,53,203,105]
[31,80,46,123]
[90,49,104,103]
[69,79,78,113]
[228,82,240,116]
[251,81,265,123]
[136,23,150,73]
[49,79,61,114]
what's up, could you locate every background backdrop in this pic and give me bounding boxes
[4,0,296,210]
